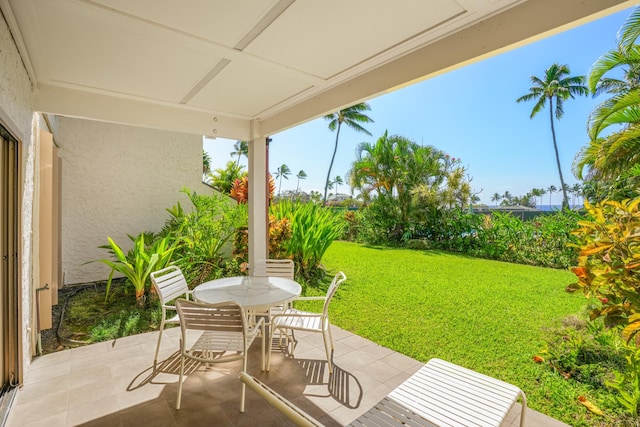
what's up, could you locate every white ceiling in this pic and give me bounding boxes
[1,0,635,140]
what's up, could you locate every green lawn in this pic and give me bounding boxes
[318,241,612,427]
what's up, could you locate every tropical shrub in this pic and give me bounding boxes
[229,175,276,203]
[232,214,292,265]
[568,198,640,336]
[567,197,640,415]
[415,208,482,253]
[270,200,345,281]
[607,344,640,416]
[340,209,361,241]
[208,160,246,194]
[97,232,178,307]
[473,210,580,268]
[354,195,402,245]
[162,188,246,284]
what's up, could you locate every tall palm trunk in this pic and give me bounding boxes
[323,123,342,205]
[548,98,569,208]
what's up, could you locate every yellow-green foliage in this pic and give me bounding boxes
[569,197,640,343]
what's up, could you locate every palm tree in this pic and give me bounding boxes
[546,185,557,207]
[534,188,546,208]
[502,191,513,205]
[295,170,307,193]
[561,183,571,207]
[571,183,582,206]
[350,131,447,238]
[210,161,245,194]
[274,164,291,195]
[323,103,374,205]
[529,188,541,209]
[333,175,344,196]
[516,64,588,208]
[230,141,249,167]
[203,150,212,181]
[490,192,502,207]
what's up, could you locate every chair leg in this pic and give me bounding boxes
[176,354,185,410]
[154,313,166,370]
[322,329,333,374]
[267,326,274,371]
[240,359,248,412]
[288,329,297,355]
[260,323,266,371]
[153,326,164,370]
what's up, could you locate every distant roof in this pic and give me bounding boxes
[473,205,540,213]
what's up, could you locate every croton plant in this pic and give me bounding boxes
[567,197,640,345]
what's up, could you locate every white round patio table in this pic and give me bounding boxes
[193,276,301,311]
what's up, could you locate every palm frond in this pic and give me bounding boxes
[618,6,640,52]
[588,91,640,139]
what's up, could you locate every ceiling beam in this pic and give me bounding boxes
[34,84,250,139]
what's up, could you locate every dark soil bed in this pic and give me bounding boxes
[40,280,157,355]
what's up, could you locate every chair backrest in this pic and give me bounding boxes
[150,265,190,304]
[175,298,246,333]
[253,259,295,279]
[323,271,346,316]
[238,372,324,427]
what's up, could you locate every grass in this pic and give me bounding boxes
[318,241,625,427]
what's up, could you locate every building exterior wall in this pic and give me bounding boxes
[50,117,207,284]
[0,11,36,369]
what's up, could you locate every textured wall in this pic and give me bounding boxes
[52,117,208,284]
[0,12,36,368]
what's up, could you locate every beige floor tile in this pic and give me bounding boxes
[9,389,68,426]
[66,395,120,426]
[11,411,67,427]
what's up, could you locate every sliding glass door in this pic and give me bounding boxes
[0,126,21,396]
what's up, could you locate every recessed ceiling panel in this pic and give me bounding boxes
[188,61,311,117]
[29,1,222,102]
[90,0,280,47]
[244,0,466,79]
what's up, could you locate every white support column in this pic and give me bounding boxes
[248,120,268,270]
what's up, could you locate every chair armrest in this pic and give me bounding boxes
[293,296,326,301]
[271,311,322,320]
[162,290,193,310]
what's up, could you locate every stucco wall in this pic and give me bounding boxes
[51,117,207,284]
[0,11,36,371]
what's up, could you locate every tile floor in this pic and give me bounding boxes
[5,326,570,427]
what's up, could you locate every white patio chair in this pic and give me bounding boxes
[253,258,295,336]
[268,271,346,374]
[253,258,295,279]
[175,298,265,412]
[238,372,324,427]
[150,265,192,370]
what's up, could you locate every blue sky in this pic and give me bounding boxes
[204,6,636,206]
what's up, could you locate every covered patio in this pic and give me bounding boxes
[0,0,635,425]
[6,327,567,427]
